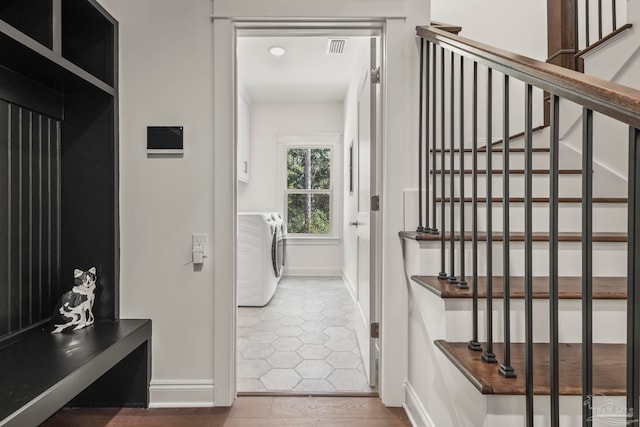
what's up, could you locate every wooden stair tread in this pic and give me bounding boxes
[411,275,627,299]
[435,340,626,395]
[399,230,627,243]
[434,197,627,204]
[430,169,582,175]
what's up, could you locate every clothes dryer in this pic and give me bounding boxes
[237,212,282,306]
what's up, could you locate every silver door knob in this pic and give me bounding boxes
[349,221,359,227]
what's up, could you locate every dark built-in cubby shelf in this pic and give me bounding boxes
[0,0,118,338]
[62,0,115,86]
[0,3,150,424]
[0,0,116,94]
[0,0,53,49]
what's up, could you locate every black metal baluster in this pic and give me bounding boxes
[483,68,497,364]
[586,0,591,47]
[431,44,439,236]
[425,41,431,232]
[550,95,560,427]
[469,61,482,352]
[524,83,534,427]
[499,75,515,377]
[458,57,469,290]
[582,107,593,426]
[627,126,640,424]
[417,38,426,233]
[598,0,603,39]
[612,0,617,31]
[448,51,458,285]
[575,0,581,67]
[439,46,447,280]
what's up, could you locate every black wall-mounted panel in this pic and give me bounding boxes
[0,101,61,340]
[147,126,184,151]
[0,0,53,49]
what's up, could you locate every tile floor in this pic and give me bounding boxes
[237,276,375,393]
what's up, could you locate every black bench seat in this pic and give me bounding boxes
[0,319,151,427]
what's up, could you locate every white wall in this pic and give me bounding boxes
[428,1,548,147]
[97,0,216,407]
[431,0,547,60]
[238,102,344,276]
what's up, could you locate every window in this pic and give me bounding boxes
[285,147,332,235]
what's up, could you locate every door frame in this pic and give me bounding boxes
[213,18,392,407]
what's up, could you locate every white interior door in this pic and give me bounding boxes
[353,37,379,387]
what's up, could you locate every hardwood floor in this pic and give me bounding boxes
[42,396,412,426]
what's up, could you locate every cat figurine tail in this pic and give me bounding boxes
[50,267,97,334]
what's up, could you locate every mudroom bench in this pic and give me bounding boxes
[0,319,151,427]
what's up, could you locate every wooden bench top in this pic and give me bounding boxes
[0,319,151,427]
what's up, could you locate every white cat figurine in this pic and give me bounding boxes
[50,267,97,333]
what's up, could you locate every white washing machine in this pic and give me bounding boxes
[237,212,285,306]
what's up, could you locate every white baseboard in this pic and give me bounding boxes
[342,273,357,302]
[283,267,342,276]
[404,382,435,427]
[149,380,215,408]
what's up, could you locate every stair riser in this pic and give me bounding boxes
[443,298,627,344]
[432,151,552,170]
[414,241,627,276]
[431,174,584,198]
[429,203,628,233]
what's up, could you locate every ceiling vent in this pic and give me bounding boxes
[326,39,347,55]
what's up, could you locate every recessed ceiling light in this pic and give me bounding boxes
[269,46,286,57]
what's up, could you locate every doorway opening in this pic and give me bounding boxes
[235,26,382,395]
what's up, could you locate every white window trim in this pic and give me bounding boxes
[277,134,342,241]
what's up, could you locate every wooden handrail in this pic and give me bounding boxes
[417,25,640,129]
[430,21,462,35]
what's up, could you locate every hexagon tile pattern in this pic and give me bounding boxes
[237,276,375,393]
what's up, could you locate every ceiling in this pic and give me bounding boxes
[237,36,370,103]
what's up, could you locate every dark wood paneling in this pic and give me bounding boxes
[31,113,41,318]
[20,109,30,327]
[0,101,8,336]
[50,118,61,304]
[0,102,61,338]
[9,104,20,332]
[40,117,51,318]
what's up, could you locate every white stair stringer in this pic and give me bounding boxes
[403,237,485,427]
[402,237,628,427]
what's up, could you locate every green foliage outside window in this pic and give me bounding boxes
[286,148,331,234]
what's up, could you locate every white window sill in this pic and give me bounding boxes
[285,237,341,246]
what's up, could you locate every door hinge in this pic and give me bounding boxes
[371,322,380,339]
[370,67,381,84]
[371,195,380,211]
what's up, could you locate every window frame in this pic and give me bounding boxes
[278,135,341,242]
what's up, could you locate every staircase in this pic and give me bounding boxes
[400,22,640,427]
